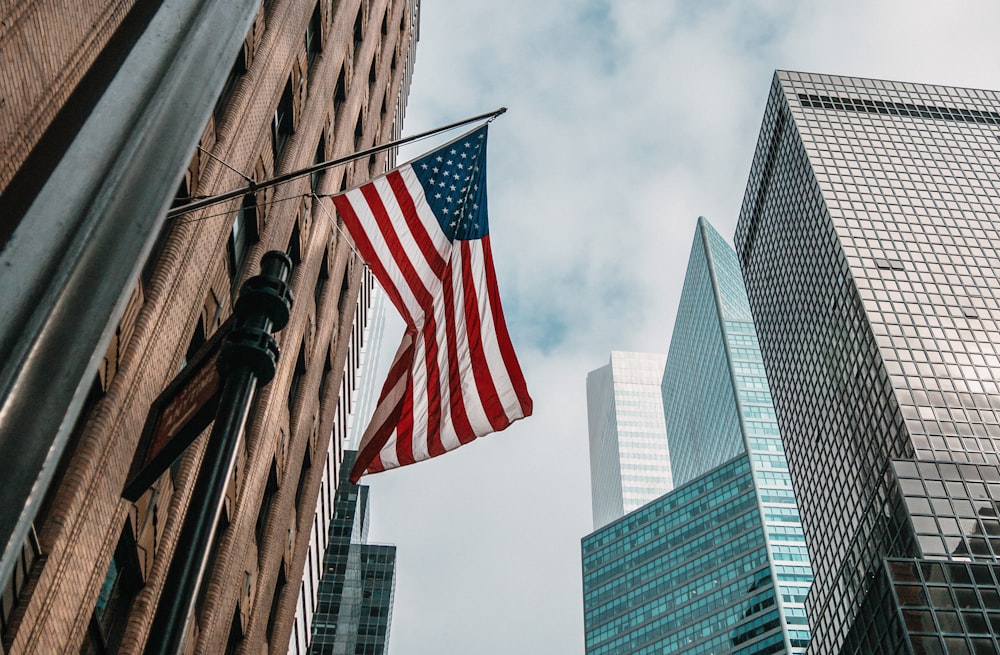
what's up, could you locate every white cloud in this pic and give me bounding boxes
[365,2,1000,653]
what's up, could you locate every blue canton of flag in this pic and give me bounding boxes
[413,129,489,241]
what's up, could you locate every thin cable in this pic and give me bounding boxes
[197,145,254,184]
[312,192,366,264]
[173,193,303,226]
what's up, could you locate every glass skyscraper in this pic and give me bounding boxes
[289,273,388,654]
[582,218,811,654]
[309,451,396,655]
[587,351,673,529]
[735,71,1000,654]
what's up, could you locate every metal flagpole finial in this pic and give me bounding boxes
[486,107,507,124]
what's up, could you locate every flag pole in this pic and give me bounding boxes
[166,107,507,220]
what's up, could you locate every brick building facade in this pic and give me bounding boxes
[0,0,418,652]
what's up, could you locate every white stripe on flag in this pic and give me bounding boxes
[466,243,524,419]
[449,245,494,436]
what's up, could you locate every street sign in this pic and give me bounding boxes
[122,317,235,501]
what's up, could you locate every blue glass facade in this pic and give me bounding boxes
[662,221,746,486]
[582,218,811,654]
[584,455,791,654]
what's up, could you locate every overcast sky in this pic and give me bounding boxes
[361,2,1000,653]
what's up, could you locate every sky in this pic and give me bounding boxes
[362,2,1000,653]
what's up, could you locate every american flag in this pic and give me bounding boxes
[332,125,532,482]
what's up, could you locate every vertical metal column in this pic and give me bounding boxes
[0,0,260,591]
[144,252,293,655]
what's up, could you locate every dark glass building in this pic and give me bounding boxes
[735,71,1000,654]
[310,452,396,655]
[581,219,811,654]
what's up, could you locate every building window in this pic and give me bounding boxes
[272,77,295,163]
[337,266,352,318]
[286,221,302,267]
[140,181,187,292]
[333,67,347,111]
[0,526,42,647]
[181,320,206,371]
[288,345,307,412]
[354,113,364,152]
[353,9,363,47]
[80,524,143,655]
[266,563,287,642]
[255,464,279,549]
[311,134,326,194]
[318,347,333,409]
[224,610,243,655]
[228,194,258,283]
[314,249,329,310]
[213,50,246,129]
[306,3,322,69]
[295,447,312,514]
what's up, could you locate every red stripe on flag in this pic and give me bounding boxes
[393,368,417,467]
[420,312,446,457]
[481,236,533,416]
[460,242,509,431]
[359,184,434,314]
[332,195,414,326]
[349,335,415,482]
[367,454,386,475]
[440,256,476,444]
[387,171,449,281]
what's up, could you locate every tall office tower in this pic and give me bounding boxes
[587,351,672,529]
[735,71,1000,654]
[308,451,395,655]
[0,1,418,653]
[288,274,387,654]
[582,219,812,655]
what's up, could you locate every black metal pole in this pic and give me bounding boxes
[144,251,293,655]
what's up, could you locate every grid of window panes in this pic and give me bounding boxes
[663,221,744,486]
[735,71,1000,654]
[613,353,673,514]
[894,460,1000,561]
[308,452,396,655]
[726,315,810,652]
[665,218,811,652]
[353,546,396,655]
[834,558,912,655]
[888,558,1000,653]
[587,361,625,529]
[588,351,672,529]
[582,455,789,655]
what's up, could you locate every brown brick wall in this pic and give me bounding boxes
[0,0,135,193]
[2,0,416,652]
